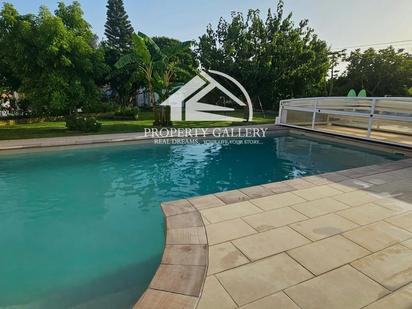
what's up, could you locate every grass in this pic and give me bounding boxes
[0,111,275,140]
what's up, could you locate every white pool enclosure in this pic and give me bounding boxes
[277,97,412,147]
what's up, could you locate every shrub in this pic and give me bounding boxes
[114,107,139,120]
[65,115,102,132]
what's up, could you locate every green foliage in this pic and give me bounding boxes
[195,1,329,109]
[102,0,136,106]
[335,47,412,97]
[65,114,102,132]
[104,0,134,51]
[115,32,196,125]
[113,106,139,119]
[0,2,107,115]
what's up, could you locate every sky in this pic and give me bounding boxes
[3,0,412,54]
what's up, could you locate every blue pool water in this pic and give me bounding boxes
[0,133,402,308]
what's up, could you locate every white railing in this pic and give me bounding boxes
[278,97,412,146]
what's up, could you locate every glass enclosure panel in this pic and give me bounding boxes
[316,98,372,114]
[371,119,412,145]
[285,110,313,127]
[374,99,412,117]
[283,99,316,109]
[314,113,369,137]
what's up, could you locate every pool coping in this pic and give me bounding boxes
[134,157,412,309]
[0,124,284,151]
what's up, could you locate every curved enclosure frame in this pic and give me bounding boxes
[278,97,412,147]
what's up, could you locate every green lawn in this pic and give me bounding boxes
[0,112,275,140]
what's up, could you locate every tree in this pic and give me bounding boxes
[115,33,196,124]
[152,36,198,84]
[327,49,346,96]
[335,47,412,97]
[0,2,107,115]
[103,0,135,106]
[104,0,134,52]
[195,1,330,109]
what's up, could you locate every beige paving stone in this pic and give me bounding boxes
[320,172,350,182]
[403,239,412,249]
[150,264,206,296]
[328,182,358,193]
[166,212,204,229]
[232,226,310,261]
[288,235,369,275]
[239,185,274,198]
[291,198,350,218]
[161,199,196,217]
[375,198,412,213]
[333,190,382,206]
[283,178,315,190]
[364,283,412,309]
[290,213,358,241]
[285,265,389,309]
[351,244,412,290]
[206,219,257,245]
[201,215,211,225]
[215,190,250,204]
[343,221,412,252]
[162,245,207,266]
[134,289,197,309]
[201,201,262,224]
[243,207,307,232]
[197,276,237,309]
[166,227,207,245]
[337,203,396,225]
[293,185,343,201]
[208,242,249,275]
[217,253,313,306]
[304,175,332,185]
[249,192,305,211]
[239,292,299,309]
[385,212,412,232]
[262,181,294,194]
[188,195,225,210]
[337,178,374,190]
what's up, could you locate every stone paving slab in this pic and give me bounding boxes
[134,289,198,309]
[239,292,299,309]
[343,221,412,252]
[200,201,262,224]
[249,192,305,211]
[289,213,358,241]
[232,226,310,261]
[337,203,396,225]
[197,276,237,309]
[284,266,390,309]
[385,212,412,232]
[216,253,313,306]
[287,235,370,275]
[291,197,350,218]
[364,283,412,309]
[207,242,249,275]
[351,244,412,291]
[136,157,412,309]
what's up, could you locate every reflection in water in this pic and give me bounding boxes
[0,134,401,308]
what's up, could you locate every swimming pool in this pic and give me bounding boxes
[0,133,403,308]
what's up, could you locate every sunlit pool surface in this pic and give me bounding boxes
[0,133,403,308]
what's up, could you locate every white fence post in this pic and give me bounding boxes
[312,99,318,129]
[368,98,377,137]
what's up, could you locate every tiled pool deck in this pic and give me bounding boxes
[137,158,412,309]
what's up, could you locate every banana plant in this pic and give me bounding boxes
[115,32,194,125]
